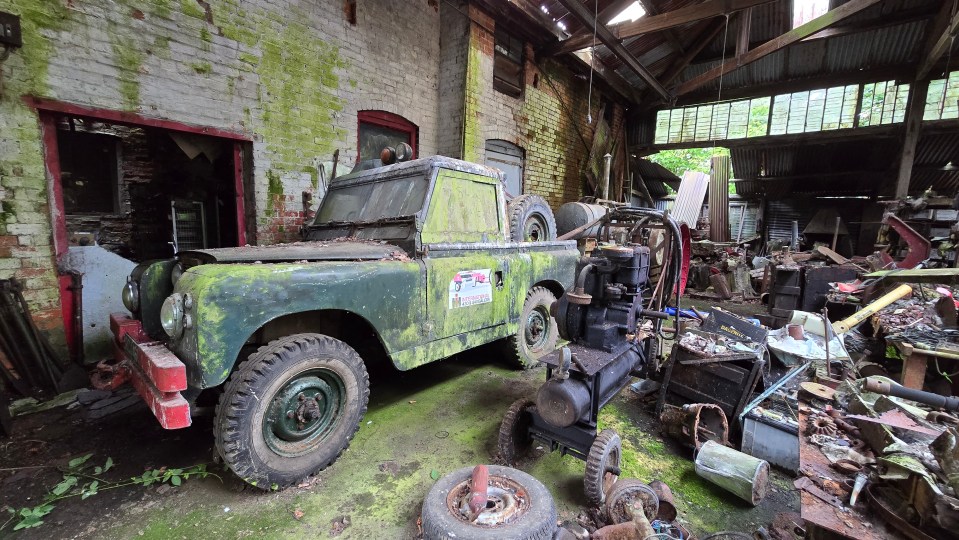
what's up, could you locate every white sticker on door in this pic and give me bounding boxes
[449,269,493,308]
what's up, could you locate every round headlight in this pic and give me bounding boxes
[171,262,184,286]
[160,293,185,338]
[122,279,140,313]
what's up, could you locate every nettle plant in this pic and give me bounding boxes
[2,454,218,531]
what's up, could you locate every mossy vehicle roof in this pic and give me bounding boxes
[324,156,507,191]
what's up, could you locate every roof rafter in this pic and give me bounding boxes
[555,0,670,101]
[917,0,959,81]
[544,0,641,56]
[675,0,883,97]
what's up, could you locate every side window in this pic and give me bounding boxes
[484,140,524,196]
[422,170,502,244]
[357,111,418,163]
[493,27,524,97]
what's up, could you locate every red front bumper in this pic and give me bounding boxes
[93,313,192,429]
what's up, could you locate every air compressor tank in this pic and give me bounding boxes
[555,202,608,239]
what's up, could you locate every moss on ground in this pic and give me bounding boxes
[97,354,795,539]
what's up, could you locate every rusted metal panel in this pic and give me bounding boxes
[708,155,730,241]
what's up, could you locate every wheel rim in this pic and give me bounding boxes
[524,306,550,352]
[523,215,547,242]
[263,369,345,457]
[603,446,621,494]
[446,475,532,528]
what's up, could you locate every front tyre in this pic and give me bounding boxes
[214,333,369,489]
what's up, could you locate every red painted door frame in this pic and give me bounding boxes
[28,97,252,358]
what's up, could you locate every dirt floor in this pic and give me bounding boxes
[1,335,796,539]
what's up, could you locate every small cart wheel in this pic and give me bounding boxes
[584,429,622,505]
[421,465,557,540]
[604,479,660,524]
[497,399,536,465]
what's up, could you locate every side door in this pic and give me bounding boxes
[422,169,510,340]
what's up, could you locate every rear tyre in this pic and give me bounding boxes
[584,429,622,505]
[214,333,369,489]
[497,398,536,465]
[508,195,557,242]
[421,465,556,540]
[503,287,559,369]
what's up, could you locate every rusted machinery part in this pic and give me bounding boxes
[928,411,959,426]
[467,464,490,519]
[831,459,864,475]
[647,479,677,522]
[879,213,932,270]
[863,377,959,412]
[865,483,936,540]
[603,479,660,525]
[808,416,838,437]
[659,403,730,450]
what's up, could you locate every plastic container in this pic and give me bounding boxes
[694,440,770,506]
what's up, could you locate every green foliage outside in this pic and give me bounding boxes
[648,147,734,194]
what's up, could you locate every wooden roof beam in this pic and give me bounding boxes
[545,0,642,56]
[917,0,959,81]
[675,0,883,96]
[612,0,776,40]
[555,0,671,101]
[570,49,645,104]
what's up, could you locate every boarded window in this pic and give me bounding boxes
[494,27,524,97]
[58,130,120,214]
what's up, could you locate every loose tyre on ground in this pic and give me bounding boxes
[214,333,369,489]
[507,194,557,243]
[503,287,559,369]
[498,399,536,465]
[584,429,622,505]
[421,465,556,540]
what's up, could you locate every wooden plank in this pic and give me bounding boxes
[555,0,670,101]
[736,6,753,56]
[917,0,959,81]
[675,0,883,96]
[865,268,959,283]
[612,0,776,40]
[895,78,929,199]
[816,246,849,265]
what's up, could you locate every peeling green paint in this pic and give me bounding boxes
[154,0,173,19]
[110,34,145,110]
[191,61,212,75]
[266,170,283,215]
[180,0,205,19]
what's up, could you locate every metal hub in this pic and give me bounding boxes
[264,371,344,457]
[523,216,547,242]
[447,475,531,528]
[525,307,550,351]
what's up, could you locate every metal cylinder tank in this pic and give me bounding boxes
[556,203,608,239]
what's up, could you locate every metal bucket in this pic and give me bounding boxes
[555,202,607,239]
[694,440,770,506]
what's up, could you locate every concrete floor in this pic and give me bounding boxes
[1,344,796,539]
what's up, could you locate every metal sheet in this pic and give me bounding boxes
[709,155,730,241]
[671,170,709,225]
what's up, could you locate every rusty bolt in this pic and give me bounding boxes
[315,395,323,402]
[287,411,294,419]
[298,393,305,401]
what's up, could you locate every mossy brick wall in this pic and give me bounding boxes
[0,0,440,349]
[461,4,601,210]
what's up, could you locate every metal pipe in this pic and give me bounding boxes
[791,220,799,250]
[467,464,489,520]
[863,377,959,411]
[832,284,913,334]
[601,152,612,200]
